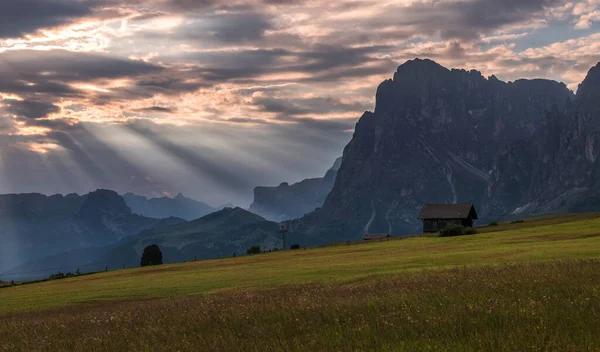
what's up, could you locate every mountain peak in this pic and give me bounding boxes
[577,62,600,99]
[394,58,449,81]
[76,189,132,225]
[397,58,443,70]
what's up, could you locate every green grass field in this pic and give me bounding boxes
[1,213,600,351]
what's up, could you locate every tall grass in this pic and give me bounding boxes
[1,260,599,351]
[3,215,600,314]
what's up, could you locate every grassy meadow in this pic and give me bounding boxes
[1,213,600,351]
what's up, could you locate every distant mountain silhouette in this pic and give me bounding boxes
[5,206,282,279]
[249,157,342,221]
[0,190,162,275]
[123,193,215,221]
[102,207,279,268]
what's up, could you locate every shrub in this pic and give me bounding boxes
[49,272,65,280]
[246,245,261,255]
[141,244,163,267]
[464,227,478,235]
[290,244,301,250]
[511,220,525,224]
[440,224,477,237]
[488,221,499,227]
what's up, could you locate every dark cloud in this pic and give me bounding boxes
[135,106,177,113]
[387,0,565,41]
[0,50,166,119]
[0,80,80,97]
[174,45,393,83]
[0,50,164,83]
[3,100,60,119]
[0,0,92,38]
[180,12,273,43]
[18,116,81,131]
[254,96,371,116]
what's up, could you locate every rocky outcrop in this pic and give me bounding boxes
[249,157,342,221]
[294,59,577,241]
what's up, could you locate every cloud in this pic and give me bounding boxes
[253,96,371,116]
[0,50,166,120]
[0,116,15,134]
[135,106,177,113]
[0,0,92,38]
[0,50,163,82]
[0,0,599,206]
[180,12,274,44]
[2,100,60,119]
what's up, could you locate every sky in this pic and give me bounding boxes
[0,0,599,207]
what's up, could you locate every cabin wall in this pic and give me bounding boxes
[423,218,470,233]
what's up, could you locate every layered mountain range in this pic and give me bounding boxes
[294,59,600,241]
[249,157,342,221]
[123,193,216,221]
[0,190,161,273]
[3,59,600,279]
[1,192,279,280]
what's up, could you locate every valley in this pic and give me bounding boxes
[1,213,600,350]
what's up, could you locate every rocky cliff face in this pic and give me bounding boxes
[295,59,578,241]
[249,157,342,221]
[489,63,600,215]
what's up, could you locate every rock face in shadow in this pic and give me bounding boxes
[0,190,161,274]
[295,59,582,242]
[489,63,600,215]
[249,157,342,221]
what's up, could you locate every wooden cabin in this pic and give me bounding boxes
[362,233,391,241]
[418,204,478,233]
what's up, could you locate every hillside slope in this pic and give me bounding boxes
[2,213,599,313]
[0,190,162,273]
[101,207,280,268]
[2,213,600,351]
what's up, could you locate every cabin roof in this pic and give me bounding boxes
[362,233,390,240]
[418,204,478,220]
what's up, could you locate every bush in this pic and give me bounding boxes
[511,220,525,224]
[246,245,261,255]
[440,224,477,237]
[290,244,301,250]
[49,272,65,280]
[464,227,478,235]
[488,221,499,227]
[141,244,163,267]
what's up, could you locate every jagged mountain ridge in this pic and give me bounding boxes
[249,157,342,221]
[2,206,281,280]
[0,190,162,273]
[102,207,279,268]
[294,58,581,241]
[123,193,216,221]
[489,62,600,215]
